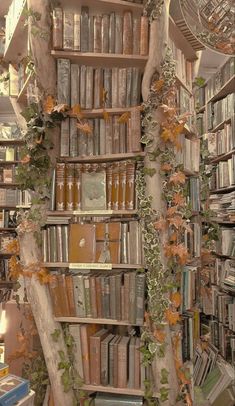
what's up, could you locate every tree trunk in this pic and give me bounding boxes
[142,2,179,405]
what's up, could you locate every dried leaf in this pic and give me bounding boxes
[21,155,30,164]
[118,112,131,124]
[166,206,178,216]
[161,163,173,172]
[77,121,93,134]
[169,171,186,185]
[154,329,166,343]
[43,95,55,114]
[172,192,185,206]
[154,218,167,232]
[70,104,83,119]
[165,308,180,325]
[168,215,184,229]
[37,268,54,285]
[171,292,181,308]
[152,79,164,92]
[103,110,110,121]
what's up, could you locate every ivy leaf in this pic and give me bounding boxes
[144,168,156,177]
[51,329,61,342]
[160,387,169,402]
[160,368,169,384]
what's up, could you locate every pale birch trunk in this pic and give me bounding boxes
[142,2,180,405]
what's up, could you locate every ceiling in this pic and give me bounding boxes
[198,49,229,79]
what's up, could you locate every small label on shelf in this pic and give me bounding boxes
[69,263,112,270]
[73,210,113,215]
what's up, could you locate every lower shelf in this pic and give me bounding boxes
[44,263,144,269]
[54,316,143,326]
[81,384,146,396]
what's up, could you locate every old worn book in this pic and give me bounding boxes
[136,273,145,326]
[80,324,99,384]
[115,273,122,321]
[68,324,84,379]
[81,6,89,52]
[65,274,76,316]
[131,67,141,106]
[57,274,70,316]
[96,275,102,318]
[88,16,94,52]
[130,108,141,151]
[113,115,120,154]
[94,15,102,53]
[111,163,120,211]
[119,122,126,153]
[69,224,96,263]
[105,117,113,154]
[94,68,103,109]
[73,274,86,317]
[94,393,144,405]
[112,68,119,108]
[121,223,128,264]
[132,17,140,54]
[63,12,74,50]
[134,337,141,388]
[90,274,98,318]
[90,328,109,385]
[126,161,135,210]
[109,274,116,319]
[109,335,120,386]
[101,333,114,385]
[83,275,92,317]
[129,271,136,324]
[87,127,94,156]
[62,225,69,262]
[56,163,66,211]
[81,166,106,210]
[74,163,82,211]
[109,12,116,53]
[115,15,123,54]
[118,68,127,108]
[117,336,130,388]
[96,222,121,263]
[65,164,75,211]
[113,335,122,387]
[56,225,63,262]
[57,59,71,105]
[123,11,133,55]
[52,8,63,49]
[93,118,99,155]
[51,227,58,261]
[124,272,130,321]
[102,14,109,53]
[85,66,94,109]
[126,68,132,108]
[74,14,81,51]
[118,161,126,210]
[129,221,139,264]
[100,118,106,155]
[69,118,78,157]
[106,164,113,210]
[129,337,136,388]
[49,275,64,317]
[140,16,149,56]
[70,64,80,106]
[78,129,88,156]
[103,68,112,108]
[80,65,86,109]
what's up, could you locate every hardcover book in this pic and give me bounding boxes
[0,375,29,406]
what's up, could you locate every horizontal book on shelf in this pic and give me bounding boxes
[53,7,149,56]
[206,57,234,102]
[57,59,142,108]
[93,393,144,405]
[209,191,235,220]
[42,220,143,265]
[60,110,142,157]
[54,161,138,212]
[193,343,218,387]
[49,269,145,324]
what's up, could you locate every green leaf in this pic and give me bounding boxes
[160,387,169,402]
[160,368,169,384]
[51,329,61,342]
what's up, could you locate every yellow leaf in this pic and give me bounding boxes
[77,121,93,134]
[165,308,180,325]
[171,292,182,308]
[103,110,110,121]
[70,104,83,119]
[117,112,131,124]
[43,95,55,114]
[152,79,164,92]
[169,171,186,185]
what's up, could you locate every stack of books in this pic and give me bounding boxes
[68,324,149,389]
[0,146,21,161]
[184,222,201,258]
[181,309,200,362]
[193,343,218,387]
[0,189,31,207]
[210,320,234,363]
[216,228,235,257]
[49,270,145,324]
[57,59,142,109]
[53,8,149,55]
[0,123,21,141]
[0,362,32,406]
[204,117,235,158]
[42,221,143,265]
[54,161,138,212]
[60,110,142,157]
[209,191,235,220]
[206,57,234,101]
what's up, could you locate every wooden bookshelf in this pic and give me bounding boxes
[197,105,206,113]
[0,161,20,165]
[210,185,235,194]
[60,151,145,163]
[51,50,148,69]
[17,74,32,104]
[0,139,24,146]
[0,228,16,232]
[59,0,143,11]
[169,16,197,61]
[55,316,143,326]
[207,75,235,104]
[81,384,146,397]
[211,117,231,133]
[0,205,30,210]
[0,183,19,188]
[4,0,28,63]
[175,74,193,96]
[44,262,144,269]
[47,209,138,217]
[70,106,140,118]
[210,149,235,164]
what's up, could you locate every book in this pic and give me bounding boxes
[57,59,70,105]
[81,7,89,52]
[140,16,149,56]
[94,15,102,53]
[81,165,107,210]
[101,14,110,53]
[80,324,99,384]
[94,393,144,405]
[117,336,130,388]
[90,328,109,385]
[68,325,84,379]
[69,224,96,263]
[63,12,74,50]
[52,8,63,49]
[101,333,114,385]
[0,375,29,406]
[123,11,133,55]
[74,14,81,51]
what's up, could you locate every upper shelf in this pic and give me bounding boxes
[57,0,143,12]
[51,50,148,69]
[207,75,235,104]
[4,0,28,63]
[169,16,198,61]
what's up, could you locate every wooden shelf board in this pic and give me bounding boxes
[203,218,235,225]
[215,253,235,260]
[47,210,138,217]
[70,106,139,118]
[0,253,13,257]
[44,262,144,269]
[4,0,28,63]
[51,50,148,68]
[60,152,145,163]
[210,149,235,164]
[169,16,198,61]
[59,0,143,10]
[210,185,235,194]
[0,205,30,209]
[184,169,199,177]
[0,183,19,188]
[211,117,231,133]
[17,74,32,104]
[0,228,16,232]
[55,317,142,326]
[0,161,21,165]
[81,384,145,396]
[0,140,25,146]
[197,105,206,113]
[175,75,193,95]
[207,76,235,104]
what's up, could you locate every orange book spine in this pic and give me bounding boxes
[56,163,66,211]
[65,163,75,211]
[118,161,127,210]
[111,162,120,211]
[74,163,82,211]
[125,161,135,210]
[140,16,149,56]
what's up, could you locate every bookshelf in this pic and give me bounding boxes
[60,152,145,163]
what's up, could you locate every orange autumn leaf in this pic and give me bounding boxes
[152,79,164,92]
[171,292,182,308]
[118,111,131,124]
[166,206,178,216]
[165,308,180,325]
[70,104,83,119]
[154,329,166,343]
[172,122,185,136]
[154,218,167,232]
[161,128,175,143]
[172,192,185,206]
[103,110,110,121]
[9,256,23,280]
[43,95,55,114]
[169,232,177,242]
[37,268,54,285]
[52,103,70,113]
[21,155,30,164]
[185,393,193,406]
[161,163,172,172]
[77,121,93,134]
[169,171,186,185]
[168,215,184,229]
[177,367,191,385]
[176,244,189,265]
[5,239,20,255]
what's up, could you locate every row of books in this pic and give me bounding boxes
[49,270,145,324]
[184,222,201,259]
[196,112,206,137]
[0,210,17,229]
[209,192,235,220]
[210,156,235,190]
[0,167,17,184]
[57,59,141,108]
[60,111,141,158]
[210,320,235,364]
[0,189,31,207]
[206,57,234,102]
[195,86,205,111]
[0,259,10,281]
[42,221,143,265]
[0,123,21,141]
[0,146,21,161]
[68,324,149,389]
[211,285,235,329]
[53,8,149,55]
[4,0,25,50]
[181,266,200,313]
[54,161,137,212]
[174,135,200,173]
[186,177,200,213]
[169,38,194,90]
[181,310,200,362]
[193,343,218,387]
[209,93,235,130]
[216,228,235,257]
[204,118,235,158]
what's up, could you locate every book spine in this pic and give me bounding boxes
[119,121,127,153]
[118,68,127,108]
[126,161,135,210]
[52,8,63,49]
[124,272,130,321]
[93,118,100,156]
[134,337,140,388]
[132,17,140,54]
[90,275,98,318]
[90,334,106,385]
[109,275,116,319]
[69,325,84,379]
[87,119,94,155]
[129,271,136,324]
[94,15,102,53]
[69,118,78,157]
[117,341,128,388]
[80,65,87,109]
[129,337,136,388]
[104,276,110,318]
[58,274,70,316]
[111,162,120,210]
[105,117,113,154]
[118,161,127,210]
[130,107,141,152]
[112,115,120,154]
[84,275,92,317]
[115,15,123,54]
[81,7,89,52]
[85,67,94,109]
[96,275,102,318]
[74,14,81,51]
[65,163,75,211]
[111,67,119,108]
[56,225,63,262]
[94,68,103,109]
[65,275,76,316]
[57,59,71,105]
[109,12,116,53]
[131,67,141,107]
[101,14,110,53]
[113,338,120,387]
[101,336,112,385]
[73,275,86,317]
[60,118,70,157]
[70,64,80,107]
[123,11,133,55]
[56,163,66,211]
[63,12,74,50]
[74,163,82,211]
[140,16,149,56]
[99,118,106,155]
[88,16,94,52]
[121,223,128,264]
